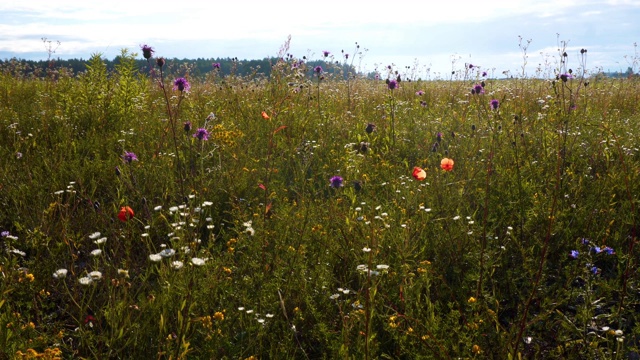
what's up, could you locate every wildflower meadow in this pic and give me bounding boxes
[1,39,640,359]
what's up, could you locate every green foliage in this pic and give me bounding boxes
[0,48,639,359]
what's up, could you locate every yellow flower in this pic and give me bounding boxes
[468,297,477,303]
[472,344,481,354]
[213,312,225,321]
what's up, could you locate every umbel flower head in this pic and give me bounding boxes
[141,44,154,60]
[173,77,191,92]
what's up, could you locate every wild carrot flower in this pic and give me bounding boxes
[193,128,209,141]
[173,77,191,92]
[412,167,426,181]
[141,44,154,59]
[330,176,344,188]
[440,158,454,171]
[490,99,500,110]
[122,151,138,163]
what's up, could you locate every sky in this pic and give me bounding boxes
[0,0,639,78]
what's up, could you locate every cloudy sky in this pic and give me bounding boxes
[1,0,638,77]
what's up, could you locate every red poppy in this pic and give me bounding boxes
[118,206,134,222]
[412,166,426,181]
[440,158,454,171]
[261,111,270,120]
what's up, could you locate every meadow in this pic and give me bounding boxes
[1,41,640,359]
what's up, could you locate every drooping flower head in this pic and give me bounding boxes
[118,206,134,222]
[387,79,398,90]
[330,176,344,188]
[122,151,138,163]
[440,158,454,171]
[193,128,209,141]
[173,77,191,92]
[490,99,500,110]
[412,167,426,181]
[141,44,154,60]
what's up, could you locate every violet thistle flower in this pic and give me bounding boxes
[183,121,192,132]
[482,71,488,77]
[387,79,398,90]
[193,128,209,141]
[122,151,138,163]
[156,57,165,68]
[472,84,484,94]
[365,123,376,134]
[212,62,221,69]
[314,66,323,74]
[490,99,500,110]
[173,77,191,92]
[330,176,344,188]
[416,90,425,96]
[323,50,330,57]
[141,44,154,60]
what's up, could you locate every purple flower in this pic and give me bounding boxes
[591,246,602,254]
[156,57,165,68]
[1,231,9,237]
[468,63,474,69]
[212,62,221,69]
[330,176,344,188]
[416,90,425,96]
[122,151,138,163]
[482,71,488,77]
[16,152,22,159]
[603,246,615,255]
[559,73,573,82]
[420,100,427,107]
[436,132,443,143]
[323,50,330,57]
[471,84,484,95]
[581,238,590,245]
[173,77,191,92]
[490,99,500,110]
[590,266,600,275]
[344,53,349,59]
[569,250,579,259]
[141,44,154,60]
[183,121,192,132]
[365,123,376,134]
[387,79,398,90]
[314,66,323,74]
[193,128,209,141]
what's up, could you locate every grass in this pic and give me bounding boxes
[0,42,639,359]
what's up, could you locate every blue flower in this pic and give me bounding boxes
[569,250,579,259]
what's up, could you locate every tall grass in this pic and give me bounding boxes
[1,42,639,359]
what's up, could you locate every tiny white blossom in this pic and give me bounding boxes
[159,249,176,257]
[89,271,102,280]
[191,257,206,266]
[78,276,93,285]
[171,261,184,270]
[90,249,102,256]
[362,247,371,252]
[154,206,162,211]
[149,253,162,262]
[329,294,340,300]
[453,216,460,220]
[94,237,107,245]
[376,264,389,270]
[88,232,101,240]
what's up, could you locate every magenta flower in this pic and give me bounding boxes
[416,90,425,96]
[471,84,484,95]
[387,79,398,90]
[323,50,330,57]
[314,66,323,74]
[173,77,191,92]
[212,63,221,69]
[141,44,154,60]
[490,99,499,110]
[122,151,138,163]
[330,176,344,188]
[193,128,209,141]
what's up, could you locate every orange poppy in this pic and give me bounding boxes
[412,166,426,181]
[118,206,134,222]
[261,111,270,120]
[440,158,454,171]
